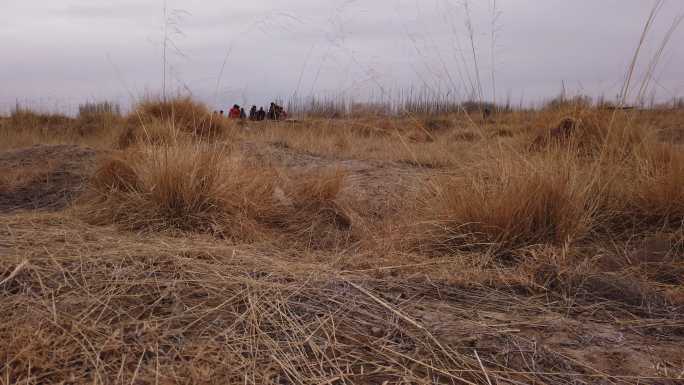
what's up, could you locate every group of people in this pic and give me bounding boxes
[216,102,287,121]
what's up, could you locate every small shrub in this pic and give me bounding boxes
[81,144,355,248]
[411,154,595,253]
[266,169,355,249]
[602,142,684,230]
[82,143,247,236]
[130,97,226,138]
[90,158,142,192]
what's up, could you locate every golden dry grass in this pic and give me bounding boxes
[80,139,357,249]
[1,98,684,384]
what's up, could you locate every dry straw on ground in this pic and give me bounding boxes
[1,97,684,384]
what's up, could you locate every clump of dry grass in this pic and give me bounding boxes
[129,97,226,137]
[580,133,684,236]
[273,168,357,249]
[530,115,605,154]
[81,142,356,248]
[117,120,189,148]
[616,142,684,227]
[83,143,249,236]
[528,110,649,158]
[410,151,596,254]
[89,157,142,192]
[118,97,232,149]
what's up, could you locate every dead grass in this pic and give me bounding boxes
[80,141,357,249]
[2,102,684,383]
[618,141,684,226]
[82,142,268,238]
[410,150,596,254]
[128,97,227,139]
[2,211,682,385]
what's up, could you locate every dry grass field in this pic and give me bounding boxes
[1,97,684,384]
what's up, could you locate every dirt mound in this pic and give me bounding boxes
[0,144,98,213]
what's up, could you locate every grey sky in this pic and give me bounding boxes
[1,0,683,113]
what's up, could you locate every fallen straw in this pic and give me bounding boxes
[0,260,29,287]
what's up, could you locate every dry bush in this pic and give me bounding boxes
[409,110,682,255]
[623,142,684,225]
[591,140,684,234]
[82,143,273,238]
[89,158,142,192]
[126,97,227,142]
[81,143,356,247]
[410,152,596,253]
[273,168,356,249]
[117,120,188,149]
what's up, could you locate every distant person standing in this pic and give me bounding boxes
[257,107,266,121]
[240,108,246,119]
[267,103,276,120]
[229,105,240,119]
[249,106,257,120]
[275,103,284,120]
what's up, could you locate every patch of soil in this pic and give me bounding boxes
[0,145,98,213]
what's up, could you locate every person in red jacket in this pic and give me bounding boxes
[228,105,241,119]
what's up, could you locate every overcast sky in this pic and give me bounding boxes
[1,0,683,113]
